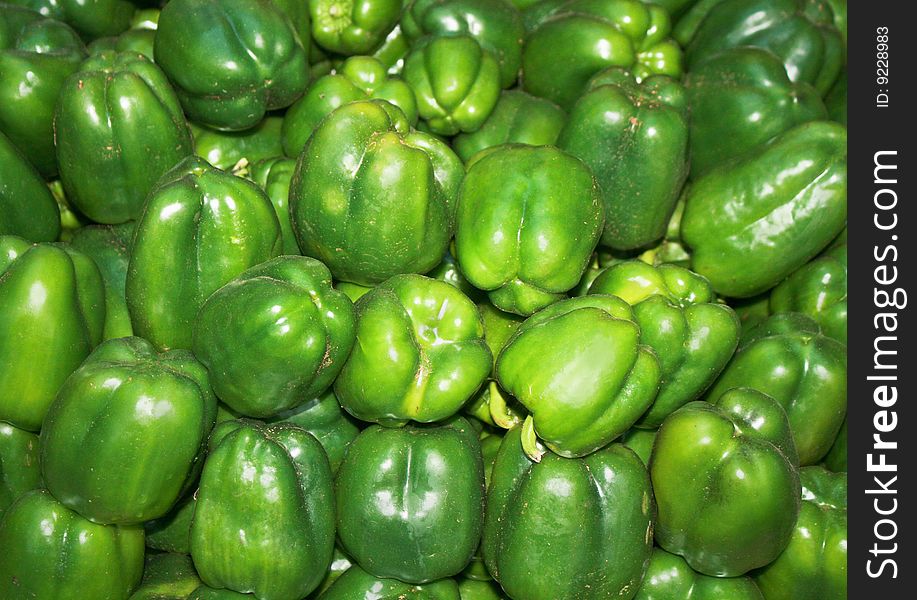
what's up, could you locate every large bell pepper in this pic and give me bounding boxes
[452,90,565,163]
[521,0,682,109]
[495,295,660,457]
[483,426,654,600]
[706,313,847,465]
[191,117,284,171]
[558,68,688,250]
[319,565,461,599]
[126,156,282,351]
[193,255,356,418]
[308,0,403,55]
[10,0,135,40]
[40,337,217,525]
[289,100,463,285]
[246,157,300,255]
[633,548,764,599]
[650,388,802,577]
[0,130,60,241]
[335,417,485,583]
[403,35,501,135]
[335,274,491,426]
[191,419,335,600]
[0,489,145,600]
[54,50,193,224]
[0,236,105,431]
[685,0,843,95]
[0,421,41,518]
[455,144,604,315]
[281,55,418,157]
[685,47,827,178]
[402,0,525,88]
[267,391,360,472]
[753,467,847,599]
[129,553,203,600]
[589,261,739,428]
[681,121,847,298]
[0,5,87,177]
[154,0,309,130]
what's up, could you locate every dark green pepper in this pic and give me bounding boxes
[10,0,135,40]
[319,565,461,599]
[308,0,403,55]
[144,493,195,554]
[824,70,846,125]
[247,156,300,255]
[88,9,159,61]
[457,579,506,600]
[0,421,41,518]
[268,391,361,472]
[191,117,284,171]
[0,130,60,241]
[822,417,846,472]
[633,548,764,599]
[129,553,203,600]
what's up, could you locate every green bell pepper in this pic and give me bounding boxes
[824,70,846,126]
[402,0,525,88]
[0,5,87,177]
[403,35,501,135]
[246,156,300,255]
[0,489,144,600]
[671,0,725,47]
[455,144,604,315]
[633,548,764,599]
[193,255,356,418]
[558,68,688,250]
[427,250,484,302]
[87,8,159,61]
[55,50,193,224]
[588,261,739,428]
[452,90,566,163]
[495,295,660,457]
[289,100,463,285]
[129,553,203,600]
[620,427,656,466]
[684,47,827,179]
[0,236,105,431]
[281,55,418,157]
[308,0,403,55]
[154,0,309,131]
[706,313,847,465]
[373,22,410,74]
[483,426,654,599]
[686,0,843,95]
[10,0,135,40]
[823,417,846,472]
[335,417,485,583]
[310,547,354,597]
[681,121,847,298]
[458,579,506,600]
[650,388,802,577]
[188,585,254,599]
[319,565,461,599]
[191,117,284,171]
[753,467,847,599]
[126,156,282,351]
[521,0,682,109]
[770,242,847,345]
[0,421,41,518]
[268,391,361,472]
[144,493,195,554]
[335,274,491,425]
[191,419,335,600]
[40,337,217,525]
[0,130,60,241]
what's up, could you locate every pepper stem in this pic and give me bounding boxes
[521,415,546,463]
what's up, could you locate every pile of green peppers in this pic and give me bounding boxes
[0,0,848,599]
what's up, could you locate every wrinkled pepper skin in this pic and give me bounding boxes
[559,68,688,250]
[335,418,485,583]
[707,313,846,465]
[633,548,764,600]
[155,0,309,131]
[129,553,203,600]
[753,467,847,600]
[191,117,284,171]
[247,157,300,255]
[0,236,105,432]
[69,222,135,340]
[483,426,654,600]
[191,420,335,600]
[403,35,501,135]
[496,295,660,457]
[0,130,60,241]
[126,156,282,350]
[822,417,846,472]
[281,55,418,157]
[319,565,461,600]
[452,90,565,163]
[681,121,847,298]
[193,256,356,418]
[11,0,135,40]
[289,100,463,285]
[335,274,491,426]
[0,489,145,600]
[770,243,847,345]
[455,145,604,315]
[684,47,827,178]
[268,391,360,472]
[308,0,403,55]
[402,0,525,88]
[0,5,86,177]
[40,337,217,525]
[522,0,682,110]
[686,0,843,96]
[589,261,739,428]
[650,388,802,577]
[55,51,193,224]
[0,421,41,518]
